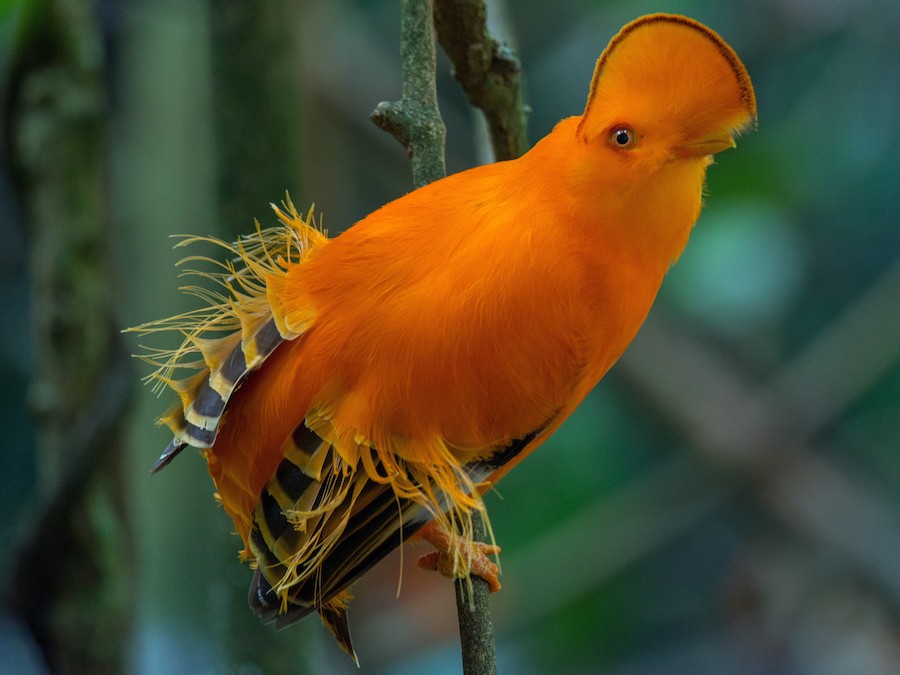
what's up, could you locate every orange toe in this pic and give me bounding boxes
[417,521,502,592]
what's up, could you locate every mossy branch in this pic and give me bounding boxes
[454,509,498,675]
[433,0,528,161]
[372,1,505,673]
[371,0,446,188]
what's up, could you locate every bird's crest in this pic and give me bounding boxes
[578,13,757,144]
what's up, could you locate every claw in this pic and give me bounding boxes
[417,521,502,592]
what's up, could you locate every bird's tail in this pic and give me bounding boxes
[245,417,542,660]
[245,418,433,661]
[126,197,326,471]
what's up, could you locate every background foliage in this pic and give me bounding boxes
[2,0,899,673]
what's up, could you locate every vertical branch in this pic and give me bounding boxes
[431,8,527,666]
[455,510,498,675]
[371,1,498,673]
[371,0,446,188]
[433,0,528,161]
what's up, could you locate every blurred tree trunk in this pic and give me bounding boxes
[209,0,304,230]
[6,0,133,673]
[207,2,316,671]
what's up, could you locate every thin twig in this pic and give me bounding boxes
[371,0,446,188]
[432,3,528,668]
[454,510,498,675]
[372,1,502,672]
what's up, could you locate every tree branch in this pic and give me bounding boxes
[372,1,499,672]
[371,0,446,188]
[454,510,498,675]
[433,0,528,161]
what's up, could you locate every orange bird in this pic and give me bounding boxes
[131,13,755,662]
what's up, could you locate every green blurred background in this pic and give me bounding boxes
[2,0,899,673]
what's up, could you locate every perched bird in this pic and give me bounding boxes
[130,13,756,663]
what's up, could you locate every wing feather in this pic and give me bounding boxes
[246,420,547,652]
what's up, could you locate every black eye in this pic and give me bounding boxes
[609,127,636,149]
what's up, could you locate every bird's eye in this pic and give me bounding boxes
[609,126,636,149]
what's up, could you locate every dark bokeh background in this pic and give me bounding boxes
[2,0,899,673]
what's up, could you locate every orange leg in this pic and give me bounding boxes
[417,520,502,592]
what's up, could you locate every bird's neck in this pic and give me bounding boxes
[496,120,708,381]
[509,119,705,277]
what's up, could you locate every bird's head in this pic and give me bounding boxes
[576,14,757,172]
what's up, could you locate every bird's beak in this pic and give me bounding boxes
[675,132,736,158]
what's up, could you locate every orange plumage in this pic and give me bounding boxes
[130,13,756,662]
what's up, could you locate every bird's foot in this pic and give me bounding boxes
[417,520,502,592]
